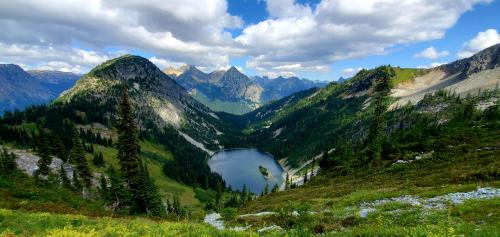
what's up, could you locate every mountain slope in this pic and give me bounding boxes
[243,44,500,167]
[392,43,500,107]
[59,55,227,153]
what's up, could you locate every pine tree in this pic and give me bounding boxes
[53,137,68,162]
[59,165,73,190]
[0,147,17,176]
[106,167,131,210]
[272,184,279,193]
[141,162,166,216]
[36,133,52,179]
[72,172,83,193]
[98,174,108,200]
[263,183,269,195]
[71,133,92,188]
[303,169,308,183]
[285,173,290,190]
[116,88,164,216]
[93,152,105,167]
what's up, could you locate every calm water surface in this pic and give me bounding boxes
[208,149,284,194]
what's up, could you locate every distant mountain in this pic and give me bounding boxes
[0,65,79,114]
[251,76,327,101]
[28,70,80,96]
[171,66,263,114]
[168,65,325,114]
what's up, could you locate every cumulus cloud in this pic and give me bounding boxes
[341,67,364,77]
[237,0,491,72]
[417,62,446,69]
[0,0,493,76]
[0,43,112,73]
[458,29,500,58]
[0,0,243,72]
[414,47,449,59]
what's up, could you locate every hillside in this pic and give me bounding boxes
[242,44,500,168]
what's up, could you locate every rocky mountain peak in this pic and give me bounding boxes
[439,43,500,77]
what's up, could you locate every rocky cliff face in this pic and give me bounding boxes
[440,43,500,77]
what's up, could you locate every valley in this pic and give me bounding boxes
[0,42,499,236]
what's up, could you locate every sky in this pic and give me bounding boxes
[0,0,499,81]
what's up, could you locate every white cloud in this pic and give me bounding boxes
[0,43,111,73]
[341,67,364,77]
[416,62,445,69]
[0,0,243,72]
[237,0,491,72]
[458,29,500,58]
[414,47,449,59]
[0,0,494,76]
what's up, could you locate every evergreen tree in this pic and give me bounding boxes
[366,66,393,162]
[303,168,308,184]
[215,184,222,210]
[72,172,83,193]
[116,88,164,216]
[263,183,269,195]
[141,162,166,216]
[71,133,92,188]
[272,184,279,193]
[53,137,68,162]
[98,174,108,200]
[106,167,131,210]
[59,165,73,190]
[285,173,290,190]
[36,133,52,179]
[0,147,17,176]
[93,152,105,167]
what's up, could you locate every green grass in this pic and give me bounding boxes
[391,67,428,87]
[0,209,257,237]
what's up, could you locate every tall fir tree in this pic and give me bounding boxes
[71,133,92,188]
[59,165,73,190]
[36,132,52,178]
[116,87,164,216]
[53,137,68,162]
[285,173,290,190]
[106,167,131,210]
[0,147,17,176]
[263,183,269,195]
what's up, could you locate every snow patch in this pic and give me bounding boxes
[272,127,284,138]
[179,132,214,155]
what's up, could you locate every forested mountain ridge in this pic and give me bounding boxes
[243,44,500,167]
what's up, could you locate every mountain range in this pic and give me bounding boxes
[0,43,498,236]
[165,65,326,114]
[0,64,79,114]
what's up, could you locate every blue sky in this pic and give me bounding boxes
[0,0,499,81]
[224,0,500,80]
